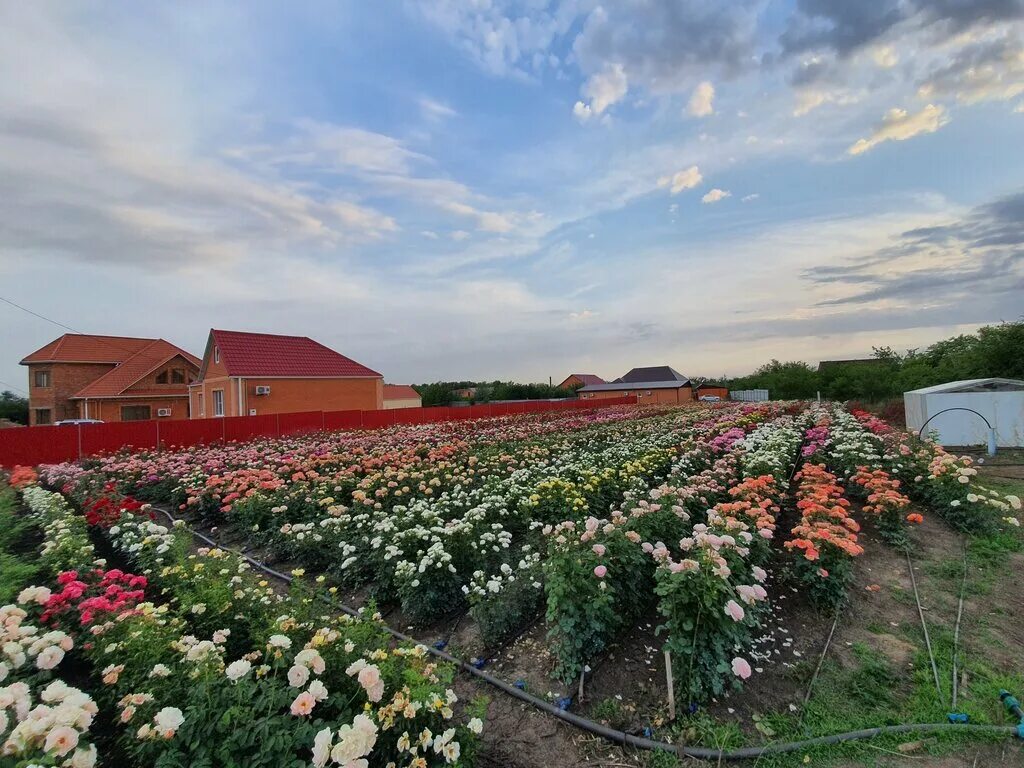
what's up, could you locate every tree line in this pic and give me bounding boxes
[0,391,29,425]
[722,320,1023,401]
[413,380,571,407]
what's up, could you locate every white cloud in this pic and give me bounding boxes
[657,165,703,195]
[576,62,628,118]
[669,203,679,213]
[871,46,898,68]
[569,309,597,321]
[741,193,759,202]
[848,104,948,155]
[421,230,439,239]
[701,188,731,204]
[572,100,593,122]
[450,230,470,241]
[687,81,715,117]
[1016,102,1024,113]
[419,97,457,121]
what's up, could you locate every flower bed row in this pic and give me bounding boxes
[7,482,484,767]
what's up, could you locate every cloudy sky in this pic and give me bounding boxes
[1,1,1022,391]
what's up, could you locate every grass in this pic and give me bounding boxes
[655,516,1024,767]
[0,484,41,603]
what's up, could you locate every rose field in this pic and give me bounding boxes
[2,402,1023,767]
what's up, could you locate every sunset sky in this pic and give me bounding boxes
[1,1,1022,391]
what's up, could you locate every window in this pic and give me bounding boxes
[213,389,224,417]
[171,368,186,384]
[156,370,168,384]
[34,408,52,425]
[34,370,51,388]
[198,393,205,417]
[214,347,220,364]
[121,405,152,421]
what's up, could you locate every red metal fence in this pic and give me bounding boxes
[0,397,636,468]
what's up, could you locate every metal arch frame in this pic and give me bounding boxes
[917,407,992,437]
[917,407,997,455]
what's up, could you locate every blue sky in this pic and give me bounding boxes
[1,1,1022,392]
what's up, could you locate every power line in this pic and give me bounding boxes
[0,379,29,396]
[0,295,81,334]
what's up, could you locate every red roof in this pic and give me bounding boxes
[21,334,158,364]
[383,384,420,401]
[206,330,382,379]
[73,340,200,399]
[562,373,605,386]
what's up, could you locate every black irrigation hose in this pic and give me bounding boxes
[149,506,1019,761]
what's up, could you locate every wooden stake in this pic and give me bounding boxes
[578,667,585,703]
[664,649,676,720]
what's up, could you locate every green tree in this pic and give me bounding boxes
[0,391,28,424]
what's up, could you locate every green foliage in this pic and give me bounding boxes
[0,389,29,424]
[724,320,1024,402]
[413,380,570,406]
[0,484,40,602]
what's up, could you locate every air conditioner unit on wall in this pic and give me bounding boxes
[255,385,271,395]
[157,408,171,417]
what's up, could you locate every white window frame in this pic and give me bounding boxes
[212,389,225,417]
[214,347,220,364]
[198,393,205,417]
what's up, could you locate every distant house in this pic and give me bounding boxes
[189,330,383,418]
[558,373,605,389]
[20,334,200,425]
[383,384,422,410]
[453,387,477,399]
[577,366,729,404]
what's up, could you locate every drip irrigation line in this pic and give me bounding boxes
[906,549,945,707]
[149,506,1019,761]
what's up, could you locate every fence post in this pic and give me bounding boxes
[155,420,161,452]
[77,424,83,461]
[275,413,281,438]
[321,411,325,431]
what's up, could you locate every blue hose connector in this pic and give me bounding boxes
[471,657,487,669]
[513,679,526,690]
[556,696,572,711]
[999,689,1024,739]
[433,639,447,650]
[947,713,969,723]
[643,726,653,738]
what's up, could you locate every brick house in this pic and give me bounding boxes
[20,334,200,425]
[383,385,422,410]
[558,373,605,389]
[577,366,728,404]
[189,330,383,418]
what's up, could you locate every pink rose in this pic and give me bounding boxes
[593,565,607,578]
[724,599,745,622]
[592,544,606,557]
[731,657,752,679]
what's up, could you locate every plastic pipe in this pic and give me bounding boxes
[150,506,1019,761]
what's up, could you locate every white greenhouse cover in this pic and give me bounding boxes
[904,378,1024,448]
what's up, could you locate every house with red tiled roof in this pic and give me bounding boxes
[558,373,605,390]
[189,330,383,418]
[20,334,200,424]
[383,384,422,410]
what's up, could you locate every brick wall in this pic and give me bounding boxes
[26,362,116,425]
[190,376,383,418]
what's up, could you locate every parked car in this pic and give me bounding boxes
[699,395,722,402]
[54,418,105,426]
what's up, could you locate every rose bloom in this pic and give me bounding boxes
[592,544,606,557]
[731,657,752,679]
[290,691,317,716]
[288,664,310,688]
[724,599,745,622]
[36,645,65,671]
[70,744,97,768]
[225,659,252,682]
[153,706,185,738]
[593,565,607,578]
[44,725,80,756]
[357,664,384,702]
[311,726,333,768]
